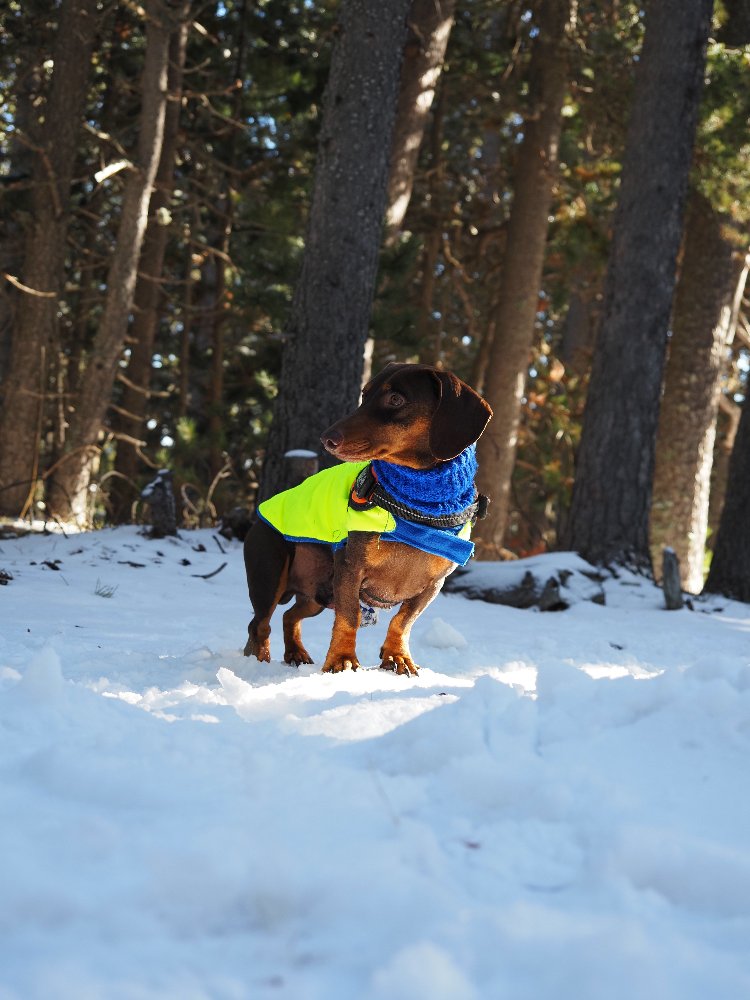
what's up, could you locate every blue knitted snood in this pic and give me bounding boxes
[372,444,478,518]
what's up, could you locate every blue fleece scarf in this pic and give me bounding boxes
[372,444,478,518]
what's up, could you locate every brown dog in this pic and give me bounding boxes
[243,363,492,674]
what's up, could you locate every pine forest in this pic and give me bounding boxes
[1,0,750,601]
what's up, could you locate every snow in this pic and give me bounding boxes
[1,525,749,999]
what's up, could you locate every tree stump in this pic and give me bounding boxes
[283,449,319,489]
[141,469,177,538]
[662,547,684,610]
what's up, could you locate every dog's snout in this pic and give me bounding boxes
[321,429,344,452]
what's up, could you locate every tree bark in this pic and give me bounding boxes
[650,192,747,593]
[47,0,174,523]
[258,0,411,502]
[704,391,750,602]
[559,290,597,374]
[473,0,573,558]
[563,0,713,570]
[0,0,101,517]
[384,0,457,240]
[109,10,191,520]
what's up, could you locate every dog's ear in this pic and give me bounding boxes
[429,370,493,460]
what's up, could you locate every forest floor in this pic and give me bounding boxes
[1,525,749,999]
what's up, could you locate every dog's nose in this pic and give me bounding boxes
[321,429,344,451]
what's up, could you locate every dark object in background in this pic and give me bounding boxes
[661,547,684,610]
[218,506,254,542]
[444,559,607,609]
[283,449,319,489]
[141,470,177,538]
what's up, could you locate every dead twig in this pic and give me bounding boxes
[191,561,227,580]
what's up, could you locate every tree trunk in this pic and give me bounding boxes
[109,10,191,521]
[258,0,411,502]
[704,391,750,602]
[47,0,174,524]
[650,192,747,593]
[707,394,742,548]
[0,8,47,386]
[0,0,101,517]
[384,0,456,239]
[473,0,573,557]
[563,0,713,570]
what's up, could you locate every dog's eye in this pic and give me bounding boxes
[386,392,405,408]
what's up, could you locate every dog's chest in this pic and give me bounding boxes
[355,535,455,604]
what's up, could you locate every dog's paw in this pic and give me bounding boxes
[285,643,314,667]
[322,654,361,673]
[379,653,419,676]
[244,637,271,662]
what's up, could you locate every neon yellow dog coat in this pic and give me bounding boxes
[257,461,475,565]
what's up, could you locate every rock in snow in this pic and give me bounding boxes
[444,551,607,609]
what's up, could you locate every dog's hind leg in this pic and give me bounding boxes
[243,519,291,661]
[283,596,324,665]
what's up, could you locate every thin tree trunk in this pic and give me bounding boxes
[469,126,506,397]
[416,82,445,364]
[416,226,442,362]
[559,290,597,373]
[563,0,713,570]
[384,0,456,240]
[178,201,202,421]
[0,0,101,517]
[259,0,411,502]
[704,390,750,602]
[470,318,495,397]
[178,245,195,420]
[650,193,747,592]
[206,0,247,481]
[208,226,230,478]
[110,9,190,520]
[473,0,573,558]
[47,0,173,523]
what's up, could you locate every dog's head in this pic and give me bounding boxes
[321,363,492,468]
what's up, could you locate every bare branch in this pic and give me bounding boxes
[2,273,58,298]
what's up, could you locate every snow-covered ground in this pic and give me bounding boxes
[1,525,749,999]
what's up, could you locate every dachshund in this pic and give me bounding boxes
[243,363,492,675]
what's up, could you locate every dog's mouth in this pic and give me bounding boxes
[323,440,373,461]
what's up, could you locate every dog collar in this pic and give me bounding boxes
[348,462,489,529]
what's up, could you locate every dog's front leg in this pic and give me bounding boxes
[380,577,446,676]
[322,542,365,673]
